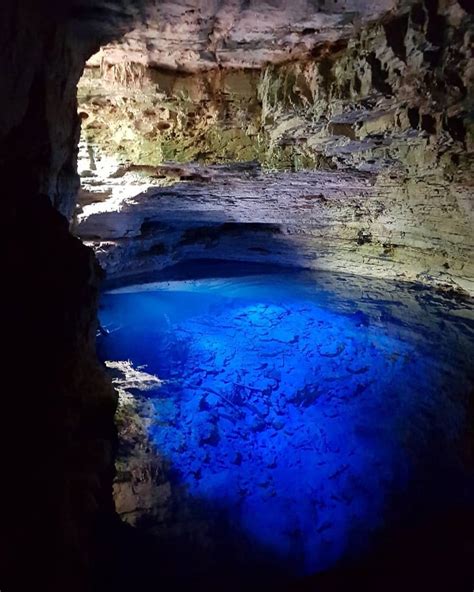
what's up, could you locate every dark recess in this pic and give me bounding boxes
[421,113,437,135]
[354,73,362,94]
[357,229,373,245]
[445,116,466,145]
[458,0,474,14]
[444,69,467,99]
[366,53,393,96]
[410,3,426,27]
[408,107,420,129]
[425,0,446,47]
[384,14,409,62]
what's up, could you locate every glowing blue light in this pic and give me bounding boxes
[98,271,474,578]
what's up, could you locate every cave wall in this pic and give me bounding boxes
[0,2,118,590]
[79,67,264,165]
[77,0,473,172]
[259,0,473,170]
[257,0,474,292]
[0,1,88,219]
[76,0,473,294]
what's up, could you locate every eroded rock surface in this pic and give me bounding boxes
[86,0,396,73]
[76,162,474,294]
[77,0,474,294]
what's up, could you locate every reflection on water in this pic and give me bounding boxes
[98,264,474,584]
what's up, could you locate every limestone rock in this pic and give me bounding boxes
[75,0,474,294]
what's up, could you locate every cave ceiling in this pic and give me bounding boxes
[68,0,398,71]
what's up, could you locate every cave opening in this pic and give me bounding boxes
[2,1,473,591]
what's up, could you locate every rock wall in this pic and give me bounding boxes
[259,0,473,171]
[86,0,396,72]
[0,2,90,219]
[3,194,117,592]
[256,0,474,291]
[76,162,473,294]
[79,67,265,165]
[76,0,474,294]
[78,0,474,170]
[0,2,118,590]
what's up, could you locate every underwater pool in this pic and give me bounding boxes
[98,262,474,587]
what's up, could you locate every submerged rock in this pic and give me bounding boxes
[98,272,474,581]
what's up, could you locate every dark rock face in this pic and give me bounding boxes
[0,2,117,590]
[0,2,85,219]
[3,193,117,591]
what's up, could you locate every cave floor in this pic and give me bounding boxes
[97,265,474,588]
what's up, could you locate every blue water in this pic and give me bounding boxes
[98,266,474,583]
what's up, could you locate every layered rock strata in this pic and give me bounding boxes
[76,161,474,294]
[77,0,474,293]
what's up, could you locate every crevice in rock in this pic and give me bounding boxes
[421,113,437,135]
[407,106,420,129]
[366,52,393,96]
[425,0,446,47]
[445,115,466,145]
[384,14,408,62]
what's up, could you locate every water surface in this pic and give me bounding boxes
[98,264,474,585]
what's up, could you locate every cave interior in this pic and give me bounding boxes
[1,0,474,591]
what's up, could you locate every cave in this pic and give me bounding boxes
[1,1,473,592]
